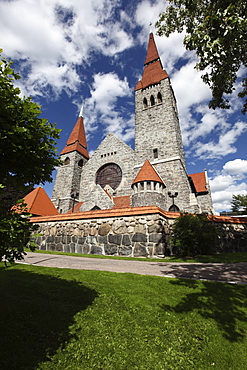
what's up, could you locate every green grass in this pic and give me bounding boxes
[1,263,247,369]
[26,247,247,263]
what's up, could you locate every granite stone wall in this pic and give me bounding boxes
[32,214,247,257]
[33,214,171,258]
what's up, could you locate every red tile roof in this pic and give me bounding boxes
[30,205,180,223]
[60,116,89,158]
[132,159,164,185]
[112,195,131,208]
[23,187,59,216]
[135,33,168,91]
[189,172,208,193]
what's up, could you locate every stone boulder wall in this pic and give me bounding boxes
[31,212,247,257]
[215,220,247,253]
[33,214,171,258]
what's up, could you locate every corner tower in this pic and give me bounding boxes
[134,32,197,212]
[52,106,89,213]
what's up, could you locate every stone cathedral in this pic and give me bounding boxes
[51,32,214,216]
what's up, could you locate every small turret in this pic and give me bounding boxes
[131,159,166,209]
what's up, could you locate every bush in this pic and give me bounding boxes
[172,213,218,256]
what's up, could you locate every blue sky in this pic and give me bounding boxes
[1,0,247,213]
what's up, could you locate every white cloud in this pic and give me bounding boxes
[0,0,134,98]
[209,159,247,212]
[223,159,247,176]
[194,121,247,159]
[83,72,134,142]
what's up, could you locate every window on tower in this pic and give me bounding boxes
[143,97,148,108]
[150,95,155,106]
[157,92,162,103]
[153,148,158,158]
[64,157,70,165]
[78,159,83,167]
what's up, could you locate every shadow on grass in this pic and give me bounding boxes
[0,266,98,370]
[161,279,247,342]
[157,261,247,284]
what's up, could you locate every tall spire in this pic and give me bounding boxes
[60,105,89,158]
[135,33,168,91]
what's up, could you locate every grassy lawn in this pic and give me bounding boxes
[1,263,247,369]
[27,248,247,263]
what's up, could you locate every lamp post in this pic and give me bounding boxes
[71,192,79,213]
[168,191,178,212]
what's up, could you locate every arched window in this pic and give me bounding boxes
[64,157,70,165]
[96,163,122,190]
[157,92,162,103]
[143,97,148,108]
[78,159,83,167]
[150,95,155,106]
[169,204,180,212]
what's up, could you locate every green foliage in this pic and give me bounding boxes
[156,1,247,113]
[0,49,61,213]
[0,200,38,265]
[0,50,60,261]
[231,194,247,214]
[172,213,218,256]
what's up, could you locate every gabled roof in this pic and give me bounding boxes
[60,115,89,159]
[132,159,164,185]
[135,32,169,91]
[23,187,58,216]
[189,172,208,193]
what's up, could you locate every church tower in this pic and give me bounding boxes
[52,107,89,213]
[134,32,198,212]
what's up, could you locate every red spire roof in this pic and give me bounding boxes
[135,32,168,91]
[132,159,164,185]
[23,187,58,216]
[60,114,89,158]
[144,32,160,64]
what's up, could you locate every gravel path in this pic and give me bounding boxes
[18,252,247,285]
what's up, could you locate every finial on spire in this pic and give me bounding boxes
[79,102,84,118]
[149,22,153,33]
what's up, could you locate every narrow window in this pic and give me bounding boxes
[157,92,162,103]
[78,159,83,167]
[150,95,155,106]
[143,97,148,108]
[147,181,151,190]
[153,148,158,159]
[64,157,70,165]
[140,182,144,191]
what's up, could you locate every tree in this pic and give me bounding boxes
[0,200,38,265]
[172,213,218,256]
[156,1,247,113]
[231,194,247,214]
[0,50,60,262]
[0,50,61,214]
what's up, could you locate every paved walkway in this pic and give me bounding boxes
[18,252,247,285]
